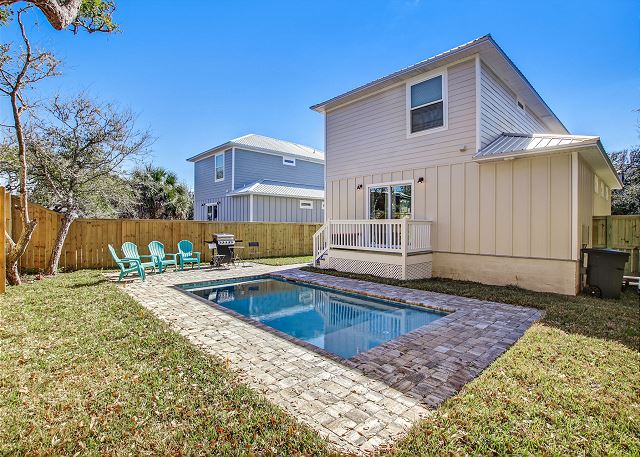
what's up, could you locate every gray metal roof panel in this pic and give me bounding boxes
[230,180,325,199]
[474,133,599,159]
[188,134,324,162]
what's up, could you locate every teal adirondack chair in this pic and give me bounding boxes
[148,241,178,273]
[122,242,156,274]
[108,244,145,281]
[177,240,201,270]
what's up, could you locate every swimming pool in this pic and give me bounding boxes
[180,276,446,359]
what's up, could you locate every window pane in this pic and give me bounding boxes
[391,185,412,219]
[369,186,389,219]
[411,76,442,108]
[215,154,224,179]
[411,101,444,133]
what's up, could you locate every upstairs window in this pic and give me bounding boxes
[215,152,225,182]
[408,73,446,135]
[283,157,296,166]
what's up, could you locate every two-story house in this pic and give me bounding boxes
[188,134,325,223]
[310,35,621,295]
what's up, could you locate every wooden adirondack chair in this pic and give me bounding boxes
[148,241,178,273]
[108,244,145,281]
[177,240,201,270]
[122,242,156,274]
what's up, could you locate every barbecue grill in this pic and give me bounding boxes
[205,233,237,265]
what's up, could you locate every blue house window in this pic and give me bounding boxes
[215,152,225,182]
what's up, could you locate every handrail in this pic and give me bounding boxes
[327,219,432,254]
[312,223,329,265]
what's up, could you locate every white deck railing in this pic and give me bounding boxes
[320,219,431,255]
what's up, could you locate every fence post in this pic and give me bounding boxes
[0,187,6,294]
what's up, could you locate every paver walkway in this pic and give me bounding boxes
[116,263,541,454]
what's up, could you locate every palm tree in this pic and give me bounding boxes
[127,165,193,219]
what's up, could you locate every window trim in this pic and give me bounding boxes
[405,69,448,138]
[282,156,296,166]
[205,203,218,221]
[214,152,225,182]
[299,200,313,210]
[366,180,415,220]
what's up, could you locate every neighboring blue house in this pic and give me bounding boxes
[188,134,325,222]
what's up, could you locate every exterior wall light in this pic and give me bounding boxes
[417,177,424,183]
[356,184,363,190]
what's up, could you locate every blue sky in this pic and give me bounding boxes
[1,0,638,187]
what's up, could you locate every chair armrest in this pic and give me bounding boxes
[139,254,154,259]
[121,257,141,265]
[165,253,178,260]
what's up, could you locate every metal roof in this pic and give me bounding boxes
[310,35,568,134]
[229,180,325,199]
[188,134,324,163]
[473,133,623,189]
[474,133,600,159]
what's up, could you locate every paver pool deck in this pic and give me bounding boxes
[117,263,541,454]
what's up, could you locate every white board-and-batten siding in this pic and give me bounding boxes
[323,55,576,262]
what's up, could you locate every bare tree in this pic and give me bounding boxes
[0,0,116,32]
[0,2,117,284]
[27,95,151,275]
[0,6,61,284]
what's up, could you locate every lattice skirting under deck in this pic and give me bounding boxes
[325,257,432,280]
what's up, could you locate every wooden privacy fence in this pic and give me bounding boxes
[0,192,321,273]
[592,215,640,276]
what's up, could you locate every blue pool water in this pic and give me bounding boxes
[182,276,445,359]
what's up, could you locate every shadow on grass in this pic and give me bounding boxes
[66,277,108,288]
[301,267,640,351]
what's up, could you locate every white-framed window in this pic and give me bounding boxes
[367,182,413,220]
[206,203,218,221]
[516,97,526,111]
[406,71,447,136]
[214,152,225,182]
[282,157,296,166]
[299,200,313,209]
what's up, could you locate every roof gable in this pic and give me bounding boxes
[310,35,568,134]
[188,134,325,163]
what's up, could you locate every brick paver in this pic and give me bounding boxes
[114,263,540,454]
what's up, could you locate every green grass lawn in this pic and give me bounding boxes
[0,271,329,455]
[253,255,312,266]
[301,268,640,455]
[1,268,638,455]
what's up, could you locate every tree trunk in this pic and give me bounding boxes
[45,211,76,276]
[5,218,37,285]
[5,86,37,285]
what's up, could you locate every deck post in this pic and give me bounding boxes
[401,218,408,279]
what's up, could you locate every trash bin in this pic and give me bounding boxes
[581,248,630,298]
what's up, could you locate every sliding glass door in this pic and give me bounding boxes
[368,184,412,219]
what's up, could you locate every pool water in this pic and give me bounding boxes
[183,276,445,359]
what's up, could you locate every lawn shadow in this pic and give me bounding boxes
[67,277,109,288]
